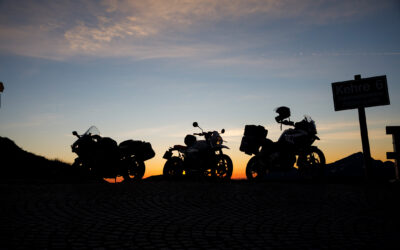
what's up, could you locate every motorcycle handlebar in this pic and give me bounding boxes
[194,131,213,136]
[281,120,295,126]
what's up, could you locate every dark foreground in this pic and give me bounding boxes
[1,179,400,249]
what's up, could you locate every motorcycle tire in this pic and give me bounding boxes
[297,146,326,178]
[215,154,233,179]
[246,156,259,180]
[246,156,269,181]
[163,157,184,179]
[71,158,94,180]
[123,157,145,182]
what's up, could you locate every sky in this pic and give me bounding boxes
[1,0,399,179]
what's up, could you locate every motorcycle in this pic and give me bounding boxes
[163,122,233,179]
[241,107,326,180]
[71,126,155,181]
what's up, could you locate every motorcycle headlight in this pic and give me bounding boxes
[216,136,222,145]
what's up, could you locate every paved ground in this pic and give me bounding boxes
[1,179,400,249]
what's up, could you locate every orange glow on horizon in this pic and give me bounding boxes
[102,147,393,183]
[67,132,395,183]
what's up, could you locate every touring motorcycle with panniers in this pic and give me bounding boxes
[240,107,326,180]
[163,122,233,179]
[71,126,155,181]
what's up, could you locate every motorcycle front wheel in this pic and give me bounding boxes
[123,157,145,182]
[163,157,184,179]
[72,158,95,180]
[297,147,326,178]
[215,154,233,179]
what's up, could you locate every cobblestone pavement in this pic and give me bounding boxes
[1,180,399,249]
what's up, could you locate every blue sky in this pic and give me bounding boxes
[1,0,399,178]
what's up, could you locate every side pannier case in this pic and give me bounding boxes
[119,140,142,155]
[137,142,155,161]
[239,125,267,155]
[119,140,155,161]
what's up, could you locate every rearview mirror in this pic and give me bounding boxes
[221,129,225,134]
[72,131,78,136]
[193,122,198,127]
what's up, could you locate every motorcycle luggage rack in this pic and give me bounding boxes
[163,151,172,160]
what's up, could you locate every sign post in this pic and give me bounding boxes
[332,75,390,179]
[386,126,400,180]
[0,82,3,108]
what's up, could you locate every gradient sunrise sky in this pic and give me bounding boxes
[1,0,399,178]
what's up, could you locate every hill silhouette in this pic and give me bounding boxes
[326,152,395,181]
[253,152,395,182]
[0,136,91,183]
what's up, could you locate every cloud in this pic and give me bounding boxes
[317,121,360,132]
[0,0,392,60]
[317,119,398,141]
[64,16,156,53]
[114,126,174,137]
[1,113,64,129]
[101,0,382,24]
[321,129,390,141]
[223,129,245,142]
[311,52,400,57]
[112,124,193,140]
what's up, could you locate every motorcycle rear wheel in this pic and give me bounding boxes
[123,157,145,182]
[246,156,268,181]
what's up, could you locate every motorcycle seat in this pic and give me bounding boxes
[173,145,187,151]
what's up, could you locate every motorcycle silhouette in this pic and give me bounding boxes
[241,107,326,180]
[71,126,155,181]
[163,122,233,179]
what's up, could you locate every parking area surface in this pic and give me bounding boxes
[1,179,399,249]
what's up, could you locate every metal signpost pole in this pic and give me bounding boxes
[0,81,4,108]
[358,106,372,178]
[355,75,372,178]
[386,126,400,180]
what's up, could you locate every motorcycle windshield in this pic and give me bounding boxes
[304,116,317,134]
[210,131,223,146]
[83,126,100,136]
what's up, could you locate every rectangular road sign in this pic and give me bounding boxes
[332,75,389,111]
